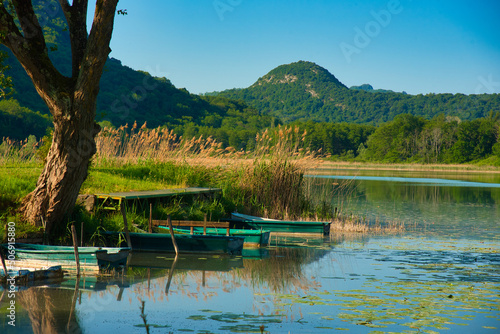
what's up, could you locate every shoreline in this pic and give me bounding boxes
[308,160,500,174]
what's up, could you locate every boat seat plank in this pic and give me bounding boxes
[152,220,229,228]
[152,220,230,236]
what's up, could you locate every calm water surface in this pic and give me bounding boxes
[3,170,499,333]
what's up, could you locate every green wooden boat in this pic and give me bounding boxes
[155,226,270,248]
[229,213,331,235]
[1,243,130,265]
[104,231,244,255]
[96,248,130,269]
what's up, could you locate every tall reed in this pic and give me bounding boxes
[94,122,232,166]
[0,135,41,164]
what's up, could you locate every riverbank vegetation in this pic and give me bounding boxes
[2,118,499,242]
[0,126,333,242]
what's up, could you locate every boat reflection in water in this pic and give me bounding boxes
[2,236,331,334]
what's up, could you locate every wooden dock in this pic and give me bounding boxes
[95,187,222,210]
[96,187,222,201]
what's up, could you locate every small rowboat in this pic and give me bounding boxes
[96,248,130,269]
[1,243,130,266]
[229,213,331,235]
[104,231,244,255]
[156,226,270,248]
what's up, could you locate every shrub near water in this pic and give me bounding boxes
[238,158,306,219]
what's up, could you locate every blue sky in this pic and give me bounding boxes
[90,0,500,95]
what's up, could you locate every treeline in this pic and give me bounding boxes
[359,113,500,164]
[176,112,500,164]
[2,95,500,165]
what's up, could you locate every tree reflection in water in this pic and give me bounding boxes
[17,280,81,334]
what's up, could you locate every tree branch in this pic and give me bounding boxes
[59,0,89,78]
[77,0,118,90]
[11,0,47,52]
[0,2,70,117]
[0,4,24,49]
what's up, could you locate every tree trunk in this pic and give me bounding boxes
[1,0,119,235]
[20,107,101,235]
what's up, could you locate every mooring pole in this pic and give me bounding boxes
[120,201,132,249]
[149,203,153,233]
[80,222,84,247]
[167,215,179,254]
[203,214,207,235]
[71,223,80,277]
[0,249,8,279]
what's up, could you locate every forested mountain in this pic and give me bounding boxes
[2,46,265,130]
[218,61,500,124]
[0,0,270,141]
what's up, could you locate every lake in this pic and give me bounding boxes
[3,169,499,333]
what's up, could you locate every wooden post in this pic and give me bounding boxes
[117,287,124,302]
[80,222,84,247]
[165,254,178,295]
[71,223,80,277]
[203,214,207,235]
[67,276,80,332]
[167,215,179,254]
[147,268,151,292]
[120,201,132,249]
[0,249,8,279]
[149,203,153,233]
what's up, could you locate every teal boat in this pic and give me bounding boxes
[104,231,244,255]
[1,243,130,265]
[156,226,270,248]
[96,248,130,269]
[229,213,331,235]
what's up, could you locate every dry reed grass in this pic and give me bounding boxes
[94,123,321,169]
[329,215,407,234]
[95,121,229,165]
[0,135,41,164]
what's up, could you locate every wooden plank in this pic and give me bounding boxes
[95,187,221,200]
[152,220,229,228]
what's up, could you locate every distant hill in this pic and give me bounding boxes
[217,61,500,124]
[350,84,401,94]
